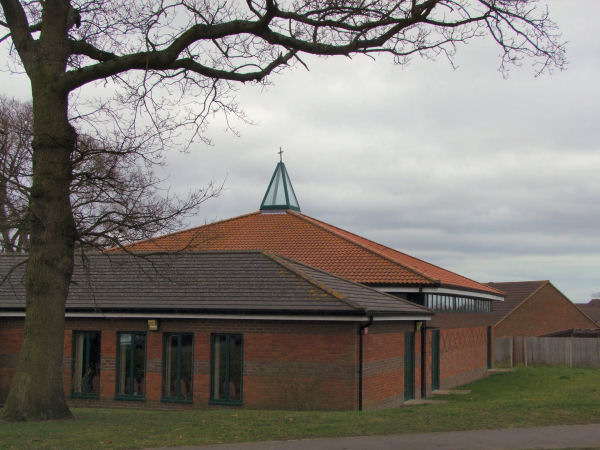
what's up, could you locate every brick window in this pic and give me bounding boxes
[211,333,243,405]
[72,331,101,398]
[162,333,193,402]
[116,332,146,400]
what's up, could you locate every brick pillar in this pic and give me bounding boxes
[101,330,117,399]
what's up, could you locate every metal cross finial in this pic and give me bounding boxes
[278,147,283,162]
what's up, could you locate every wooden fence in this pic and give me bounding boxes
[494,337,600,368]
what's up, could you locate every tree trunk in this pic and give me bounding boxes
[1,87,76,421]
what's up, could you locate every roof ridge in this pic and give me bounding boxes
[488,280,549,286]
[262,251,366,312]
[291,211,503,295]
[108,249,268,256]
[574,304,600,327]
[269,252,432,315]
[547,282,600,327]
[113,211,262,252]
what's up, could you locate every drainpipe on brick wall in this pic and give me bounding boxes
[358,315,374,411]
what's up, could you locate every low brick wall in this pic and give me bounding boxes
[438,326,488,389]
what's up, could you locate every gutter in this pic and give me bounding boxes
[358,315,374,411]
[0,311,431,322]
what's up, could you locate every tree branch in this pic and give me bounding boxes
[0,0,35,61]
[70,39,116,62]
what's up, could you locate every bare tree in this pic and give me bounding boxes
[0,0,565,420]
[0,95,219,253]
[0,97,30,252]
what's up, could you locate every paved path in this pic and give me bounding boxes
[152,423,600,450]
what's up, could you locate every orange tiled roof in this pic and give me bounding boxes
[123,210,501,295]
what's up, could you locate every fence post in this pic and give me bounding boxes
[569,338,573,368]
[524,338,528,367]
[510,337,513,368]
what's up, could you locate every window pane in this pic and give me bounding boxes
[133,334,146,396]
[72,331,100,395]
[118,334,131,395]
[165,335,178,398]
[180,334,193,400]
[117,333,146,397]
[163,333,193,401]
[211,334,243,403]
[229,335,243,401]
[213,335,227,400]
[73,333,85,394]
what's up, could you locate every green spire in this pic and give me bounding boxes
[260,160,301,212]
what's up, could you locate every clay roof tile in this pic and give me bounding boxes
[123,210,500,295]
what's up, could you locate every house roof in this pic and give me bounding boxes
[0,252,432,318]
[576,302,600,326]
[485,280,547,324]
[541,328,600,337]
[121,210,502,296]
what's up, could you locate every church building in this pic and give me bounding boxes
[123,160,504,399]
[0,159,504,411]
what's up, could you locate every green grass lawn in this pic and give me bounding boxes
[2,366,600,449]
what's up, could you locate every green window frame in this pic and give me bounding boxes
[71,330,101,398]
[116,332,147,401]
[162,333,194,403]
[210,333,243,405]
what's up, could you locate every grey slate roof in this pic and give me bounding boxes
[0,251,432,317]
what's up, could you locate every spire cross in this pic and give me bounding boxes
[278,147,283,162]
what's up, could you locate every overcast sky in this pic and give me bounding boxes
[2,1,599,302]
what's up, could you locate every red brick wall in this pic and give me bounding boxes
[495,284,598,337]
[422,328,433,396]
[414,329,423,398]
[1,316,492,409]
[426,313,492,391]
[362,322,416,410]
[0,320,22,402]
[1,318,360,410]
[438,326,488,389]
[243,328,358,410]
[429,312,494,328]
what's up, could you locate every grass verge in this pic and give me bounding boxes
[1,366,600,449]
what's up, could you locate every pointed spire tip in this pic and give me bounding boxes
[260,154,300,212]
